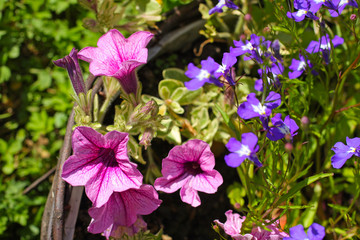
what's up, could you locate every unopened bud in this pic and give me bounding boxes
[139,128,154,149]
[263,26,271,34]
[285,142,293,152]
[129,99,159,123]
[301,116,309,129]
[234,202,241,209]
[244,13,252,21]
[350,14,357,21]
[240,34,247,41]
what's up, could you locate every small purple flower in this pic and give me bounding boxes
[78,29,153,95]
[61,126,143,208]
[225,132,262,167]
[250,220,289,239]
[255,63,284,92]
[87,184,161,239]
[185,57,223,90]
[306,34,344,64]
[286,0,319,22]
[288,54,313,79]
[325,0,358,17]
[214,52,238,85]
[331,137,360,168]
[284,223,325,240]
[154,139,223,207]
[209,0,239,15]
[214,210,252,240]
[237,91,281,120]
[266,113,299,141]
[53,48,86,96]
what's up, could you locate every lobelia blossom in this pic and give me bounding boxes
[78,29,153,96]
[154,139,223,207]
[209,0,239,15]
[185,57,223,90]
[284,223,325,240]
[286,0,319,22]
[266,113,299,141]
[87,184,162,239]
[306,34,344,64]
[61,126,143,208]
[237,91,281,120]
[214,210,253,240]
[213,52,238,85]
[53,48,86,96]
[324,0,358,17]
[331,137,360,168]
[225,132,262,168]
[250,221,289,240]
[255,63,284,92]
[288,54,313,79]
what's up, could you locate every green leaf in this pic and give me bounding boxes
[170,87,187,102]
[158,79,184,99]
[177,88,202,105]
[0,65,11,83]
[301,183,322,228]
[162,68,189,82]
[213,104,240,139]
[277,173,333,205]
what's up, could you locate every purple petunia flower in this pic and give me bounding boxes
[286,0,319,22]
[214,210,252,240]
[87,184,161,239]
[237,91,281,120]
[185,57,223,90]
[78,29,153,95]
[61,126,143,208]
[331,137,360,168]
[209,0,239,15]
[53,48,86,96]
[250,220,289,239]
[306,34,344,64]
[225,132,262,167]
[284,223,325,240]
[324,0,358,17]
[288,54,313,79]
[255,63,284,92]
[154,139,223,207]
[266,113,299,141]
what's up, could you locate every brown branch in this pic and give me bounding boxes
[23,166,56,195]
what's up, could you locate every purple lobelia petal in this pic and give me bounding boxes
[154,139,223,207]
[78,29,153,95]
[62,126,143,208]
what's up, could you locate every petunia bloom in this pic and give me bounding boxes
[78,29,153,95]
[284,223,325,240]
[53,48,86,96]
[61,126,143,208]
[237,91,281,120]
[154,139,223,207]
[214,210,253,240]
[209,0,239,15]
[306,34,344,64]
[225,132,262,168]
[250,221,289,240]
[331,137,360,168]
[87,184,161,239]
[266,113,299,141]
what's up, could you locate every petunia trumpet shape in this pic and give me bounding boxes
[331,137,360,168]
[250,221,289,239]
[87,184,161,239]
[154,139,223,207]
[78,29,153,95]
[225,132,262,168]
[284,223,325,240]
[62,126,143,208]
[214,210,252,240]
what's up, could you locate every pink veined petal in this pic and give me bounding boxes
[111,60,145,80]
[103,131,128,149]
[125,31,154,61]
[188,170,223,194]
[180,140,216,171]
[180,183,201,207]
[85,161,143,208]
[154,172,191,193]
[71,126,104,158]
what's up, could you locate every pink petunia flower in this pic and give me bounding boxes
[154,139,223,207]
[87,184,161,239]
[250,221,289,240]
[214,210,253,240]
[62,126,143,208]
[78,29,153,95]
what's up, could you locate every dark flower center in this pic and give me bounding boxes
[184,161,203,176]
[98,147,118,168]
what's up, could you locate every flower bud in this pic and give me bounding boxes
[129,99,159,123]
[301,116,309,130]
[244,13,252,21]
[139,128,154,149]
[350,14,357,21]
[285,142,293,152]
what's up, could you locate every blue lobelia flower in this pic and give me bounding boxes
[209,0,239,15]
[266,113,299,141]
[255,62,284,92]
[288,54,313,79]
[213,52,238,86]
[185,57,223,90]
[306,34,344,64]
[284,223,325,240]
[237,91,281,120]
[225,132,262,167]
[331,137,360,168]
[286,0,319,22]
[324,0,358,17]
